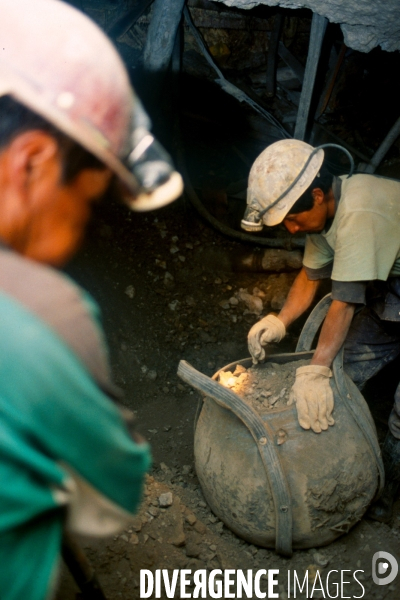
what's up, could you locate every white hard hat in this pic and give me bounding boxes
[242,139,324,230]
[0,0,183,211]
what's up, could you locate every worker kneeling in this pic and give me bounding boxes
[243,139,400,524]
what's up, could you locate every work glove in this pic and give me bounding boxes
[248,314,286,363]
[288,365,335,434]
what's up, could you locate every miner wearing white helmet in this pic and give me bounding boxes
[0,1,182,598]
[243,139,400,524]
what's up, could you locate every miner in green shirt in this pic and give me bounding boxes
[242,139,400,524]
[0,1,182,599]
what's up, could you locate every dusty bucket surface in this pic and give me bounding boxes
[178,296,384,556]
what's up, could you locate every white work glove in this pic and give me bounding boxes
[248,314,286,363]
[288,365,335,434]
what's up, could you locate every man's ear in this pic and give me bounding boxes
[312,188,325,206]
[5,130,60,193]
[0,131,59,251]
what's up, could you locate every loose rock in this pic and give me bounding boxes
[164,272,174,289]
[186,543,201,558]
[129,533,139,545]
[313,552,330,567]
[235,290,263,315]
[185,513,197,526]
[158,492,173,508]
[193,521,207,535]
[125,285,135,299]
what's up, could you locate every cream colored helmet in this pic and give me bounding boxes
[0,0,183,211]
[241,139,325,231]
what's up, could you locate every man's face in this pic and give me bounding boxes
[28,166,113,265]
[0,131,113,265]
[282,192,328,235]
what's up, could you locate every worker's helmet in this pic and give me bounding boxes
[0,0,183,211]
[241,139,324,231]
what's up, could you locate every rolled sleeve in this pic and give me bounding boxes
[304,264,333,280]
[331,280,367,304]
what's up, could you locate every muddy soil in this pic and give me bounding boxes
[54,195,400,599]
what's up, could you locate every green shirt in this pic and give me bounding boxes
[0,280,151,600]
[303,174,400,282]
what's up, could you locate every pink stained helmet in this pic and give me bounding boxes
[0,0,183,211]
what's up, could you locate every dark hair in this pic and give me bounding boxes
[287,164,333,215]
[0,95,104,182]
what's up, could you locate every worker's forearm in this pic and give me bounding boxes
[278,267,320,328]
[311,300,356,368]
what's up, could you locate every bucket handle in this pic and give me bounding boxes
[178,359,293,557]
[295,294,332,353]
[295,294,384,494]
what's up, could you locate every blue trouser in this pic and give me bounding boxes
[344,306,400,439]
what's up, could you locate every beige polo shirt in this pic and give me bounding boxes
[303,174,400,282]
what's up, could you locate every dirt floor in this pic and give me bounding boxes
[54,190,400,599]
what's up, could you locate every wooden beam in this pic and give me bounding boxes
[294,13,328,141]
[143,0,186,73]
[265,13,283,98]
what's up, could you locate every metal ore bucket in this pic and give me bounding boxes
[178,295,384,556]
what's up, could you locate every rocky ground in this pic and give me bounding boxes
[55,193,400,599]
[58,471,400,599]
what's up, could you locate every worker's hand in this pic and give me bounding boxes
[248,314,286,363]
[288,365,335,433]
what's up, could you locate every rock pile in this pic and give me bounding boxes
[218,359,310,411]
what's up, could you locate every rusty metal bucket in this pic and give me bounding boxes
[178,295,384,556]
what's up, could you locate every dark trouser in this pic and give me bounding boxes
[343,307,400,439]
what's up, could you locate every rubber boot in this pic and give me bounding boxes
[367,432,400,523]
